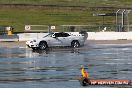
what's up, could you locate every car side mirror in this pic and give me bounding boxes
[52,34,56,38]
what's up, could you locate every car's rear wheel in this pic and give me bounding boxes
[71,41,80,48]
[39,42,48,50]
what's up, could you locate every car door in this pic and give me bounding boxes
[49,33,63,46]
[59,33,71,46]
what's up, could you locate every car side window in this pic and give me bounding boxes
[55,33,61,37]
[62,33,70,37]
[54,33,70,37]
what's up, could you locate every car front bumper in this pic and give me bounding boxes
[26,41,39,48]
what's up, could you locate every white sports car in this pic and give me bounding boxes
[26,32,87,50]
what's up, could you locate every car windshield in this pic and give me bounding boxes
[43,33,54,38]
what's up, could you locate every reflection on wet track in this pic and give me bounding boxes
[0,44,132,88]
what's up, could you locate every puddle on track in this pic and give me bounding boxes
[0,44,132,88]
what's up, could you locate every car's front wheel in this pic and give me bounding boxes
[39,42,48,50]
[71,41,80,48]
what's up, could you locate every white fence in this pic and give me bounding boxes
[17,32,132,41]
[88,32,132,40]
[17,32,81,41]
[18,33,48,41]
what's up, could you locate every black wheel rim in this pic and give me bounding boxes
[73,42,79,48]
[39,43,46,50]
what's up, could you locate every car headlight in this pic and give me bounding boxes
[29,40,36,43]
